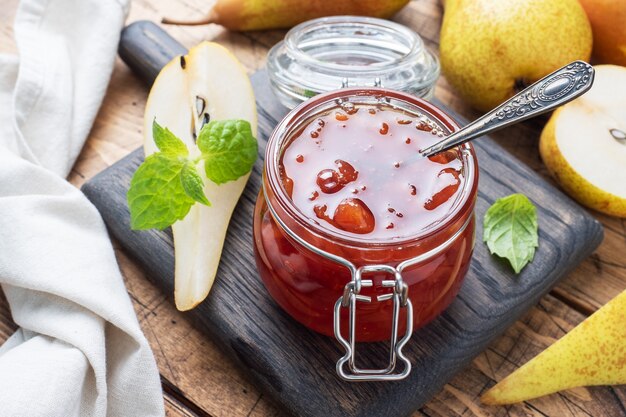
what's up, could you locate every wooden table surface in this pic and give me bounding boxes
[1,1,625,416]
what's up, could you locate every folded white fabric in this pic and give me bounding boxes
[0,0,164,416]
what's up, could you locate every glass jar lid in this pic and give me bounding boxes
[267,16,440,109]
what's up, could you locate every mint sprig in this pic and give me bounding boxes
[483,193,539,274]
[127,119,257,230]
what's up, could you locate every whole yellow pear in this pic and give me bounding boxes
[482,289,626,405]
[440,0,592,111]
[578,0,626,66]
[540,65,626,217]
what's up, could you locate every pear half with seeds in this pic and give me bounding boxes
[540,65,626,217]
[144,42,257,310]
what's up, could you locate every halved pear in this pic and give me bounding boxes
[144,42,257,310]
[540,65,626,217]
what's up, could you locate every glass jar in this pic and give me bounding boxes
[253,88,479,380]
[267,16,440,109]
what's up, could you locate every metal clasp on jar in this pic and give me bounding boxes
[334,265,413,381]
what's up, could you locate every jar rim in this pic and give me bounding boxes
[266,16,441,109]
[283,16,424,74]
[264,88,479,248]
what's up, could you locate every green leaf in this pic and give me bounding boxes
[153,119,188,157]
[128,119,255,230]
[483,193,539,274]
[127,153,195,230]
[181,162,210,206]
[197,119,257,185]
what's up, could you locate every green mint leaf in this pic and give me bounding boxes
[153,119,188,157]
[483,193,539,274]
[181,162,210,206]
[127,153,195,230]
[128,119,255,230]
[197,119,257,185]
[303,89,316,98]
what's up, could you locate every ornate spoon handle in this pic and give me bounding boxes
[421,61,595,157]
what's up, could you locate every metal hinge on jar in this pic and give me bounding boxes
[334,265,413,381]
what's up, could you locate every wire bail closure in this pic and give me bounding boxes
[264,196,415,382]
[334,265,413,381]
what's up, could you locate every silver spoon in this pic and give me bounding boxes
[420,61,595,157]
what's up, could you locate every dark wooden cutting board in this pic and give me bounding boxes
[82,21,603,417]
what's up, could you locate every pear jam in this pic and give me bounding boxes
[279,104,466,239]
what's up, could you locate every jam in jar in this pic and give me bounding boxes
[253,89,478,343]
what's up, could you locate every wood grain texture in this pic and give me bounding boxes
[81,24,604,412]
[421,294,626,417]
[1,0,625,416]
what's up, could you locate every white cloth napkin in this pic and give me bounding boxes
[0,0,165,416]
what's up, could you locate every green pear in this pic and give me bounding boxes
[440,0,592,111]
[482,289,626,405]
